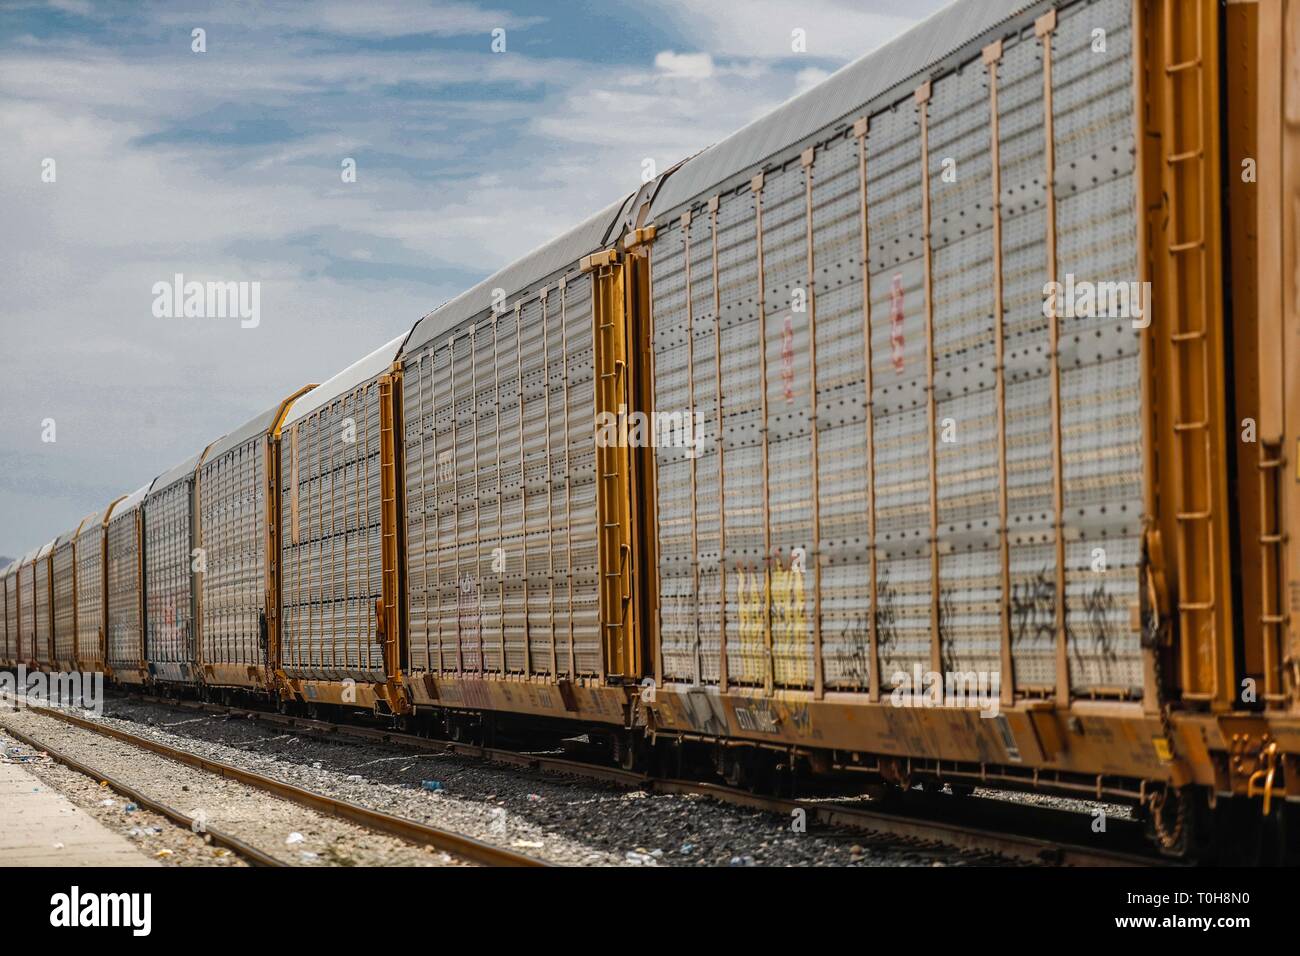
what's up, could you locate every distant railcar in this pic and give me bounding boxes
[51,516,96,672]
[30,540,56,670]
[276,339,405,711]
[197,388,314,693]
[397,198,639,731]
[105,484,151,684]
[1,560,17,668]
[74,503,117,675]
[144,451,207,683]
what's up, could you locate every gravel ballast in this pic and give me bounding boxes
[0,706,467,868]
[17,693,1033,867]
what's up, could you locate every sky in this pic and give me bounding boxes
[0,0,949,560]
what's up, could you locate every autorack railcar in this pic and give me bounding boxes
[5,0,1298,858]
[197,387,315,694]
[105,484,151,685]
[1,560,17,668]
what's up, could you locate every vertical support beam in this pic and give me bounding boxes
[327,404,340,672]
[710,195,729,691]
[1238,0,1300,708]
[432,348,446,675]
[315,399,329,672]
[916,80,943,677]
[363,386,376,673]
[470,326,483,673]
[491,306,501,671]
[1257,0,1285,447]
[854,116,882,702]
[541,287,560,678]
[417,354,432,676]
[984,39,1015,707]
[489,315,501,672]
[449,335,463,673]
[801,145,825,699]
[681,210,703,685]
[135,509,145,675]
[1133,0,1162,717]
[515,301,533,675]
[560,278,577,677]
[1281,0,1300,708]
[645,257,666,690]
[427,353,442,675]
[752,171,775,695]
[378,371,402,690]
[1036,9,1071,705]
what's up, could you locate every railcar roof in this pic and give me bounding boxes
[74,508,107,540]
[403,194,632,354]
[205,401,284,460]
[280,333,407,429]
[150,449,205,495]
[112,482,152,517]
[647,0,1037,218]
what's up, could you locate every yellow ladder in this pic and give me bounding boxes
[588,252,638,680]
[1157,0,1229,705]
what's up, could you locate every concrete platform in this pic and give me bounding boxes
[0,760,158,866]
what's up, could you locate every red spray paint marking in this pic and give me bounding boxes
[890,273,906,373]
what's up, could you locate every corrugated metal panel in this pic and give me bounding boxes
[402,197,632,355]
[1052,0,1142,694]
[146,458,199,680]
[867,96,930,686]
[280,370,389,682]
[52,532,79,666]
[998,22,1056,689]
[403,270,603,678]
[16,550,36,662]
[75,513,106,672]
[813,131,874,690]
[106,484,150,674]
[199,428,268,673]
[648,0,1144,701]
[2,564,15,664]
[648,0,1041,220]
[33,540,55,667]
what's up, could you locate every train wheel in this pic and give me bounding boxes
[615,734,646,773]
[448,715,479,745]
[718,748,752,790]
[1144,786,1207,860]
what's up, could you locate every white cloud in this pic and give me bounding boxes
[654,50,715,79]
[159,0,544,39]
[650,0,940,60]
[0,0,946,553]
[793,66,831,95]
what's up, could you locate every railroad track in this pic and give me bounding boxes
[126,693,1169,867]
[2,717,283,866]
[0,698,548,868]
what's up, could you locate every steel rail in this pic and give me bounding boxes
[0,712,283,867]
[18,702,549,868]
[132,694,1167,866]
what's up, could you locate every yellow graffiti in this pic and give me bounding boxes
[770,563,809,686]
[730,560,809,686]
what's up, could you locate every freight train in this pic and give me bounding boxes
[3,0,1298,861]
